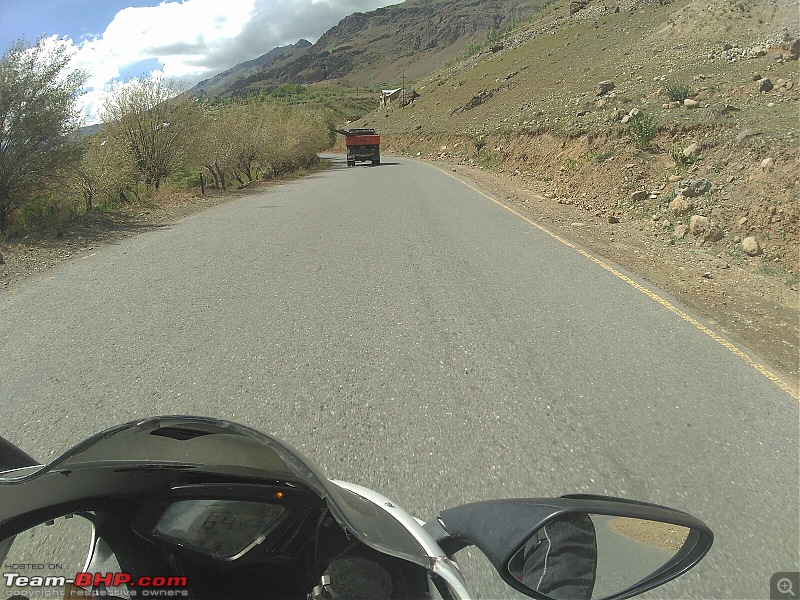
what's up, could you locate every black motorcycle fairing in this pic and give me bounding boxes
[0,417,432,569]
[0,463,394,600]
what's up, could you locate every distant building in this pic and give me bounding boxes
[380,88,403,108]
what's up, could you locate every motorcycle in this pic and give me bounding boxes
[0,416,713,600]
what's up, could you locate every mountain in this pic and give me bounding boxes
[188,0,544,98]
[188,39,312,99]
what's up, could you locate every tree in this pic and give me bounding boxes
[0,39,86,233]
[194,100,334,190]
[196,106,237,191]
[223,102,263,186]
[198,102,281,189]
[75,133,138,210]
[100,77,197,192]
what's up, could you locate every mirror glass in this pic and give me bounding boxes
[0,514,94,597]
[508,513,690,600]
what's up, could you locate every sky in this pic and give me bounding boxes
[0,0,398,123]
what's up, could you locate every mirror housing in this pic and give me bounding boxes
[0,435,37,472]
[424,494,712,600]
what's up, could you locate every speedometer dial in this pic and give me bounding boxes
[154,500,286,559]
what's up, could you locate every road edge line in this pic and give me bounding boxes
[434,165,798,401]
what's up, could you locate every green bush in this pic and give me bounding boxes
[269,84,306,98]
[581,148,598,162]
[7,193,77,236]
[670,145,693,171]
[627,113,658,150]
[169,167,202,191]
[664,82,691,102]
[595,151,615,164]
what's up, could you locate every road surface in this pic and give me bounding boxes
[1,155,797,599]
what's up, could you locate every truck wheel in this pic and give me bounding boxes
[372,152,381,166]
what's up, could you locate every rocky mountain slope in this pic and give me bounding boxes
[191,0,545,97]
[189,39,312,98]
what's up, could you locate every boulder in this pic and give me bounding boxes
[596,80,615,96]
[685,178,712,197]
[689,215,710,236]
[669,195,694,217]
[736,128,762,143]
[701,103,736,122]
[742,236,762,256]
[704,225,724,242]
[683,142,701,160]
[758,78,774,92]
[788,38,799,59]
[453,90,494,114]
[689,216,723,242]
[570,0,589,14]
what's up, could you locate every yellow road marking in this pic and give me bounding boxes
[436,165,798,400]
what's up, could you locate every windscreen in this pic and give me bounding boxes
[0,416,430,567]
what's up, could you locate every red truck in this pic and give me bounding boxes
[336,128,381,166]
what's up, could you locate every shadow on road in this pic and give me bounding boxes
[19,212,171,250]
[343,162,400,168]
[319,155,401,170]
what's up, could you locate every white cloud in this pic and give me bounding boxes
[63,0,397,124]
[73,0,256,87]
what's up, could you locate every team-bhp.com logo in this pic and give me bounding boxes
[3,571,188,597]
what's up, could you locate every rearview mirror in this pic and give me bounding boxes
[508,514,692,600]
[0,514,94,598]
[425,494,713,600]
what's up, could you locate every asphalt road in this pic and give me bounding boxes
[1,155,798,599]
